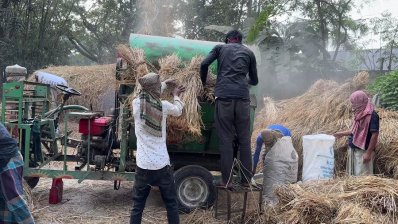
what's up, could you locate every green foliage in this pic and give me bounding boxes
[175,0,248,41]
[246,6,273,43]
[297,0,362,60]
[69,0,139,63]
[369,71,398,110]
[0,0,77,73]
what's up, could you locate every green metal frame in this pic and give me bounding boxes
[0,81,138,182]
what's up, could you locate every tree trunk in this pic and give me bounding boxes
[247,0,253,17]
[237,0,246,27]
[332,14,347,61]
[379,57,385,71]
[67,36,99,63]
[388,41,394,71]
[315,0,327,60]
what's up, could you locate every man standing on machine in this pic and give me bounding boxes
[200,30,258,188]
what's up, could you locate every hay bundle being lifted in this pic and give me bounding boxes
[265,176,398,224]
[163,56,204,141]
[116,45,149,85]
[117,45,216,140]
[158,54,183,79]
[253,71,398,178]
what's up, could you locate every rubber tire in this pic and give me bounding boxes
[24,177,40,189]
[174,165,216,213]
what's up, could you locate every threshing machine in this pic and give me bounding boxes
[0,34,257,212]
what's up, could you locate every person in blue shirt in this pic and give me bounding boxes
[252,124,292,173]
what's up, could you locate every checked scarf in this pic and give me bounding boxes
[138,73,163,137]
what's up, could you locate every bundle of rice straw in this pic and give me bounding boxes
[39,64,116,113]
[201,73,217,103]
[158,55,216,141]
[116,45,149,85]
[118,44,216,140]
[117,45,151,111]
[159,54,183,101]
[158,54,183,79]
[252,71,398,178]
[165,56,205,141]
[263,176,398,224]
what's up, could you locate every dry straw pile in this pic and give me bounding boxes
[253,71,398,178]
[183,176,398,223]
[263,176,398,224]
[38,64,116,112]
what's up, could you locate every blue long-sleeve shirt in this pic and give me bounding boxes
[253,125,291,170]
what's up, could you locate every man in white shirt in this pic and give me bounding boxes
[130,72,185,224]
[34,71,68,109]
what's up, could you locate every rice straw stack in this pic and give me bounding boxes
[267,176,398,224]
[252,71,398,178]
[38,64,116,112]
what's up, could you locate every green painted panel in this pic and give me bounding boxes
[129,34,219,62]
[129,34,218,72]
[2,82,23,98]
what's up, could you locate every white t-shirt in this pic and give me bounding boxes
[132,96,184,170]
[35,71,68,87]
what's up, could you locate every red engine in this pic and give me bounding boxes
[78,117,112,136]
[77,116,115,170]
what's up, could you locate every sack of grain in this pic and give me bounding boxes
[302,134,335,181]
[263,136,298,205]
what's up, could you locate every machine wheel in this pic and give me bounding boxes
[174,165,216,213]
[24,177,40,189]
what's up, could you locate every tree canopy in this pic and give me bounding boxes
[0,0,393,78]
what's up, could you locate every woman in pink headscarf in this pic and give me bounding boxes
[334,90,379,176]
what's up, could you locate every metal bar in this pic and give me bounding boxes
[227,191,231,221]
[64,113,68,171]
[259,190,263,213]
[1,92,5,123]
[18,96,22,124]
[75,162,86,171]
[54,155,78,161]
[24,168,137,181]
[37,152,61,168]
[215,188,219,218]
[23,81,49,87]
[24,128,30,168]
[87,118,91,171]
[119,105,128,172]
[241,192,248,223]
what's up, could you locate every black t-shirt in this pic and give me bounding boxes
[200,43,258,99]
[349,111,380,150]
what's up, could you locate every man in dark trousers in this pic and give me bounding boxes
[130,73,185,224]
[200,30,258,188]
